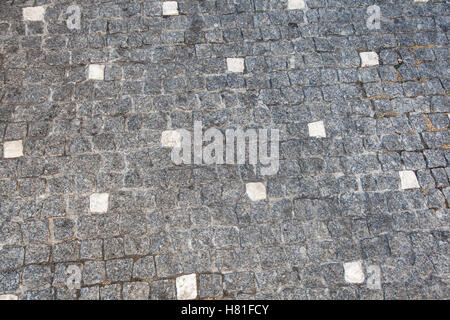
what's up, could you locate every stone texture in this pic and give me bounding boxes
[23,7,45,21]
[0,294,19,300]
[176,274,197,300]
[246,182,267,201]
[343,261,365,284]
[3,140,23,158]
[308,121,326,138]
[88,65,105,81]
[227,58,245,73]
[90,193,109,213]
[399,171,420,190]
[161,130,181,148]
[163,2,179,16]
[288,0,306,10]
[360,52,380,67]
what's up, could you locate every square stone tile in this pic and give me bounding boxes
[88,64,105,80]
[176,274,197,300]
[161,130,181,148]
[246,182,266,201]
[308,121,326,138]
[399,170,420,189]
[227,58,245,73]
[23,6,45,21]
[360,52,379,67]
[0,294,19,300]
[3,140,23,158]
[89,193,109,213]
[344,261,365,284]
[288,0,306,10]
[163,2,179,16]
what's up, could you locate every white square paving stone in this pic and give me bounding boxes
[288,0,306,10]
[399,170,420,189]
[23,6,45,21]
[0,294,18,300]
[3,140,23,158]
[163,2,179,16]
[88,64,105,80]
[90,193,109,213]
[360,52,379,67]
[227,58,245,73]
[344,261,365,284]
[308,121,326,138]
[176,274,197,300]
[246,182,267,201]
[161,130,182,148]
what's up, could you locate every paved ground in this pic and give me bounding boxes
[0,0,449,300]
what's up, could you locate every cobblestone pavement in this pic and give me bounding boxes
[0,0,449,300]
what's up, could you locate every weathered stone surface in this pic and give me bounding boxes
[3,140,23,158]
[227,58,245,73]
[343,261,365,284]
[176,274,197,300]
[90,193,109,213]
[162,2,178,16]
[246,182,267,201]
[23,7,45,22]
[360,52,379,68]
[88,65,105,81]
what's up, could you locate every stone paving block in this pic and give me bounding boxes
[100,284,121,300]
[176,274,197,300]
[199,274,223,298]
[343,261,365,284]
[22,265,52,289]
[0,294,18,300]
[3,140,23,158]
[161,130,181,148]
[245,182,266,201]
[399,171,420,190]
[23,7,45,21]
[288,0,306,10]
[123,282,150,300]
[79,287,99,300]
[308,121,326,138]
[227,58,245,73]
[360,52,380,67]
[163,2,178,16]
[88,65,105,81]
[150,279,176,300]
[90,193,109,213]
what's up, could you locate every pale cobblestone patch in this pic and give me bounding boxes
[3,140,23,158]
[163,2,179,16]
[227,58,245,73]
[176,274,197,300]
[344,261,365,284]
[23,6,45,21]
[89,193,109,213]
[88,65,105,80]
[399,171,420,189]
[0,294,18,300]
[360,52,380,67]
[161,130,182,148]
[246,182,267,201]
[288,0,306,10]
[308,121,326,138]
